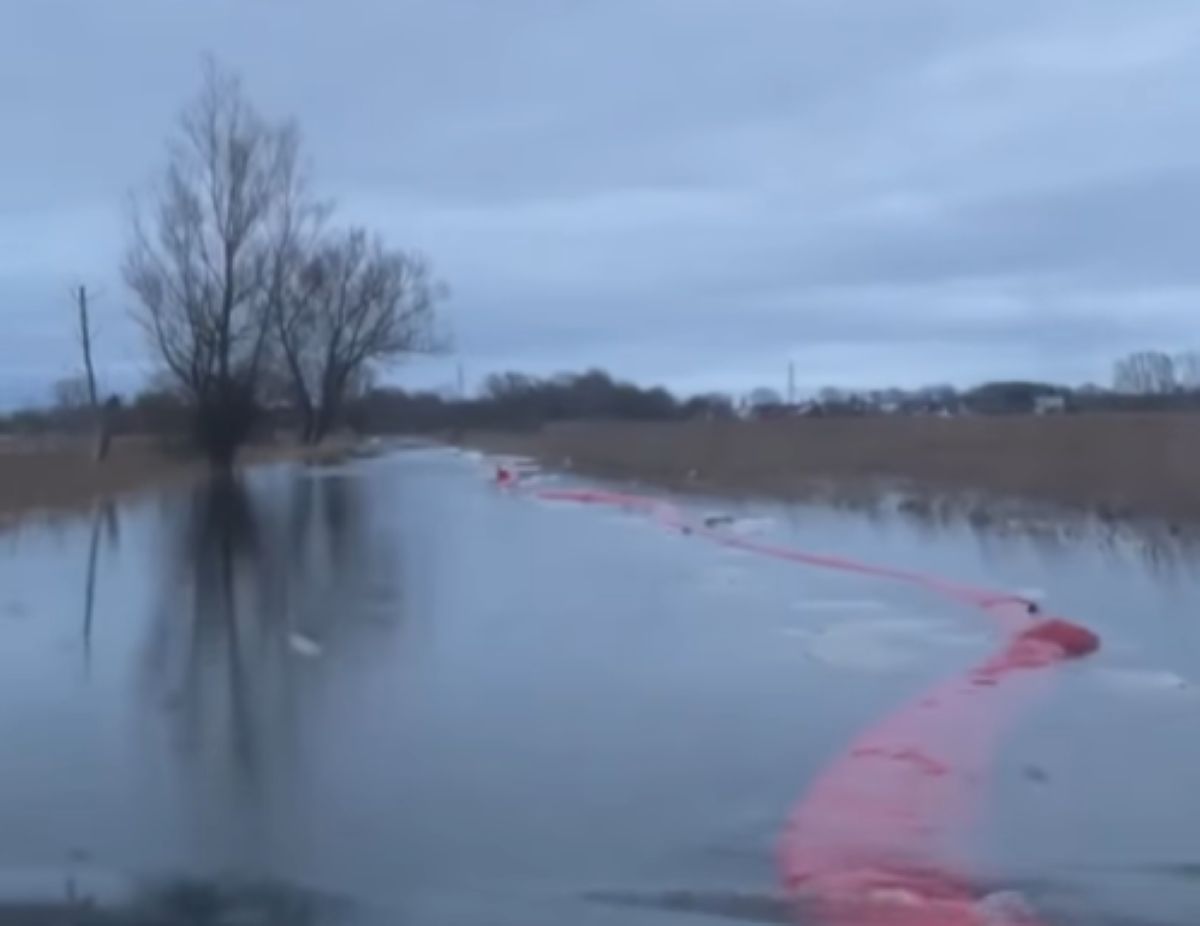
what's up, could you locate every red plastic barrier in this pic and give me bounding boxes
[522,483,1100,926]
[779,609,1094,926]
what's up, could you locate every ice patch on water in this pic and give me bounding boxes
[1092,667,1192,694]
[974,890,1039,924]
[790,598,890,612]
[728,516,778,535]
[787,617,981,670]
[0,867,136,906]
[697,564,751,593]
[287,633,323,658]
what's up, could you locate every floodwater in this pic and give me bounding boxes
[1,447,1200,924]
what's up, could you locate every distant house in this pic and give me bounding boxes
[965,381,1065,415]
[897,396,962,417]
[1033,394,1067,415]
[747,401,815,420]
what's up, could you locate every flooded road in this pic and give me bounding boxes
[1,447,1200,924]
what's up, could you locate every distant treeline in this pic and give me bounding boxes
[0,369,733,438]
[8,354,1200,439]
[347,370,737,433]
[0,386,193,439]
[342,374,1200,435]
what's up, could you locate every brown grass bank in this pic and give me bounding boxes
[0,435,364,525]
[463,415,1200,524]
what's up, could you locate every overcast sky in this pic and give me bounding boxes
[3,0,1200,404]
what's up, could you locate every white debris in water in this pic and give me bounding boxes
[492,454,540,474]
[698,513,776,535]
[288,633,323,658]
[1014,587,1046,603]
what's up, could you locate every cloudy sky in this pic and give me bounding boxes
[2,0,1200,405]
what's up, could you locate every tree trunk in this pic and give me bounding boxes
[311,400,338,445]
[300,408,318,445]
[208,440,238,471]
[194,389,249,472]
[92,421,112,462]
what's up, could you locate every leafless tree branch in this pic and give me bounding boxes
[275,228,443,442]
[125,61,313,466]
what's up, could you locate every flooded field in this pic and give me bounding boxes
[1,447,1199,924]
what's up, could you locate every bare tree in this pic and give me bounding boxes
[124,61,311,467]
[1113,350,1177,395]
[275,228,441,443]
[747,387,782,408]
[53,375,91,410]
[1175,350,1200,392]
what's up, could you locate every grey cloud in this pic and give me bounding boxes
[3,0,1200,402]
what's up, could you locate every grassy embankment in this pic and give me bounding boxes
[464,414,1200,525]
[10,415,1199,529]
[0,435,360,525]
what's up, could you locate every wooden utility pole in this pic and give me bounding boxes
[75,285,114,461]
[77,285,98,408]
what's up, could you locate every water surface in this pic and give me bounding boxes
[1,448,1198,924]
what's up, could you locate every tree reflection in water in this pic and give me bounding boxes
[140,467,400,873]
[81,499,119,676]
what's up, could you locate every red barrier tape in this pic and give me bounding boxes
[511,476,1099,926]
